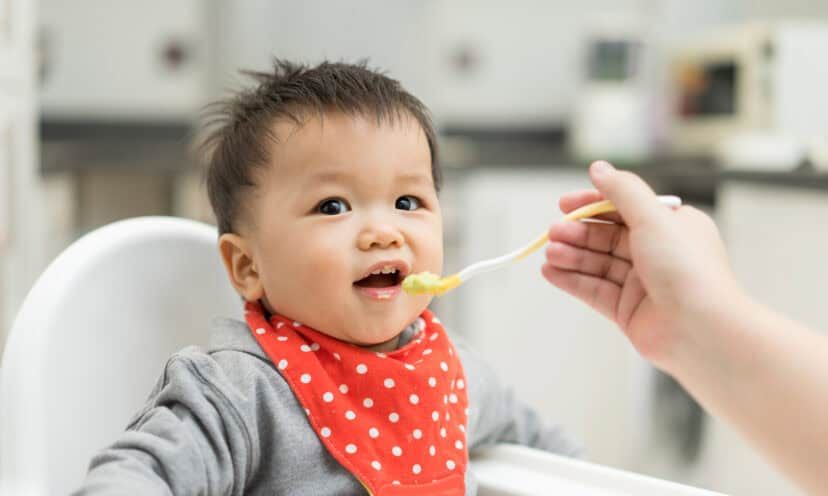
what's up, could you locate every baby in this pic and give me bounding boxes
[74,60,579,495]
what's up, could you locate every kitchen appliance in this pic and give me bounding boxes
[569,24,657,165]
[669,21,828,161]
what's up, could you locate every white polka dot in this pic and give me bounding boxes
[356,363,368,374]
[392,480,400,485]
[449,347,454,356]
[369,427,380,438]
[371,460,382,470]
[292,321,302,327]
[339,384,349,394]
[255,327,266,335]
[432,316,441,324]
[428,377,437,387]
[443,395,448,404]
[310,343,320,351]
[440,361,448,372]
[455,440,464,450]
[320,427,331,438]
[431,411,439,421]
[345,410,356,420]
[464,408,469,416]
[409,394,419,405]
[277,336,288,342]
[445,411,451,421]
[459,424,466,433]
[383,378,395,389]
[446,459,456,470]
[322,392,334,402]
[413,428,423,439]
[363,398,374,408]
[429,445,436,456]
[304,408,310,416]
[277,359,288,370]
[375,352,387,358]
[404,363,415,371]
[457,379,465,390]
[430,333,439,341]
[392,446,403,456]
[345,444,357,454]
[412,463,422,474]
[422,348,432,356]
[333,352,341,361]
[300,344,311,352]
[389,412,400,423]
[300,373,312,384]
[440,427,447,438]
[449,393,458,404]
[276,322,285,328]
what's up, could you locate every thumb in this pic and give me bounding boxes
[589,161,665,228]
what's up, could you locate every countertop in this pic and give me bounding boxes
[38,123,828,194]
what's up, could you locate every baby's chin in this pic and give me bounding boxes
[340,315,420,351]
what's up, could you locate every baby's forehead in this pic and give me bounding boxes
[267,109,425,145]
[262,111,431,178]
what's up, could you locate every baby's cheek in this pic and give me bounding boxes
[415,225,444,272]
[302,243,350,288]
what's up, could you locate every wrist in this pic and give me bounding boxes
[660,284,756,377]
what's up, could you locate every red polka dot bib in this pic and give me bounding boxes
[245,301,469,495]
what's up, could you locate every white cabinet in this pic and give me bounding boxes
[0,0,28,83]
[0,0,42,349]
[215,0,430,101]
[441,168,644,469]
[690,180,828,496]
[38,0,209,121]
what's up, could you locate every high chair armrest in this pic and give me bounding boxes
[470,444,721,496]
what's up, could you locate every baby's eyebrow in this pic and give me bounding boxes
[396,173,433,187]
[305,170,433,187]
[307,171,350,185]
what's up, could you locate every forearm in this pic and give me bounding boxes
[75,445,178,495]
[666,296,828,494]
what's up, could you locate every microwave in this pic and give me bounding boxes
[669,21,828,158]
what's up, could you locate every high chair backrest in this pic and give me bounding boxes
[0,216,241,495]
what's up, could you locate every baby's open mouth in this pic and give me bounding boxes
[354,266,403,288]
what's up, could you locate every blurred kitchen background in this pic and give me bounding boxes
[3,1,828,494]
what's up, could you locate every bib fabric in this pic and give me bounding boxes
[244,301,469,495]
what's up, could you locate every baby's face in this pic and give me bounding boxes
[245,112,442,349]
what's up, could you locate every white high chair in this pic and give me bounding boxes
[0,216,720,495]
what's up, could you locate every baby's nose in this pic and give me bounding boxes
[358,224,404,250]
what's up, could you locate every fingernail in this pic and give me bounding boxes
[591,160,614,177]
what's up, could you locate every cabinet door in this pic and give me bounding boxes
[0,104,11,249]
[451,169,641,468]
[38,0,207,120]
[0,0,24,82]
[0,0,37,338]
[691,181,821,495]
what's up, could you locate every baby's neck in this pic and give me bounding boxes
[362,334,402,353]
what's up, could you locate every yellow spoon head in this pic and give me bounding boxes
[402,272,462,296]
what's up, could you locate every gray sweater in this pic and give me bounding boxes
[74,317,579,495]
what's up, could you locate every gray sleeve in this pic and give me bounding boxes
[458,341,582,458]
[72,353,257,496]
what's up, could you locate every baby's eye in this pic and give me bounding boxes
[316,198,351,215]
[395,195,421,211]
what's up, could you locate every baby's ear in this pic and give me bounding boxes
[218,233,264,301]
